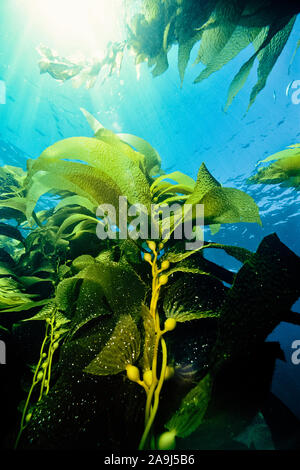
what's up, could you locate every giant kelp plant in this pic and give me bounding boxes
[0,110,300,450]
[37,0,300,110]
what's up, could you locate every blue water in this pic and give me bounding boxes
[0,1,300,419]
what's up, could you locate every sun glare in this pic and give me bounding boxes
[20,0,126,58]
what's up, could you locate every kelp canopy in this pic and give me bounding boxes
[38,0,300,110]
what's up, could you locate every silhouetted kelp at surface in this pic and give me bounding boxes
[37,0,300,111]
[0,112,300,450]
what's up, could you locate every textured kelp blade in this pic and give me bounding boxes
[210,233,300,374]
[71,255,96,273]
[23,302,70,326]
[225,13,296,110]
[186,163,221,205]
[83,257,146,318]
[201,187,262,225]
[27,137,152,210]
[84,314,141,375]
[203,243,253,264]
[247,16,296,110]
[118,133,162,177]
[178,33,202,85]
[166,266,212,279]
[224,25,269,110]
[166,373,212,437]
[54,264,112,337]
[194,0,245,67]
[163,272,226,322]
[194,25,260,83]
[94,129,145,169]
[25,164,120,220]
[80,108,151,173]
[55,277,81,314]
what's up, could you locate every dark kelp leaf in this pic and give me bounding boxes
[55,277,81,314]
[0,222,25,245]
[90,255,146,318]
[166,373,212,438]
[210,233,300,374]
[163,272,226,323]
[84,314,141,376]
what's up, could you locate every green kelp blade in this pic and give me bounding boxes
[151,171,195,194]
[247,16,296,111]
[166,373,212,438]
[166,308,218,322]
[77,258,146,319]
[23,301,70,327]
[186,163,221,205]
[80,107,103,133]
[249,156,300,189]
[194,0,245,68]
[55,277,82,314]
[71,255,96,273]
[25,164,121,221]
[80,108,149,173]
[203,243,253,264]
[55,213,99,240]
[118,133,162,177]
[201,187,262,226]
[163,271,226,323]
[0,299,49,313]
[256,143,300,165]
[0,278,36,311]
[193,25,261,84]
[249,144,300,189]
[84,314,141,376]
[54,195,96,214]
[27,137,152,210]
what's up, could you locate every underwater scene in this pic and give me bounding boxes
[0,0,300,453]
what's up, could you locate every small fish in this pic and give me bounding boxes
[286,80,294,97]
[35,128,46,137]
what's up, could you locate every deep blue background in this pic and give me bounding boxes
[0,1,299,419]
